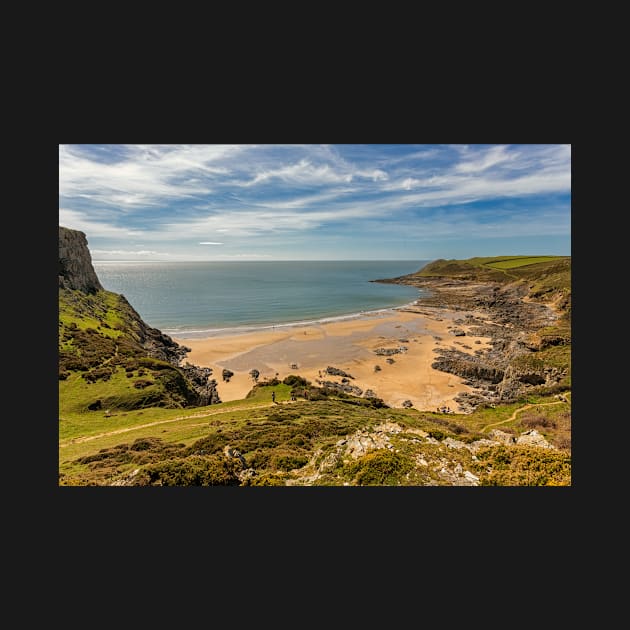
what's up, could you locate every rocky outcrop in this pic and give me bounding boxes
[515,429,555,449]
[181,364,221,405]
[325,366,354,378]
[431,349,505,384]
[379,262,570,412]
[320,380,363,396]
[59,226,103,293]
[374,346,408,356]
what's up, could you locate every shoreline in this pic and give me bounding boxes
[173,302,493,413]
[161,297,424,339]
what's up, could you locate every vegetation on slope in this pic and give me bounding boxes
[59,383,571,486]
[59,287,208,411]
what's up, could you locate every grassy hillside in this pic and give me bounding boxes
[59,287,210,412]
[414,254,570,285]
[59,381,571,486]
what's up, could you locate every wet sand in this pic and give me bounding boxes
[173,306,492,412]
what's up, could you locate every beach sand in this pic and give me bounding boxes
[173,306,493,413]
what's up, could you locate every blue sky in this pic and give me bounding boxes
[59,144,571,261]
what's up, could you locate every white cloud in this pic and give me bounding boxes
[455,145,513,173]
[59,208,144,238]
[91,249,160,256]
[239,158,388,188]
[59,144,245,207]
[60,144,571,260]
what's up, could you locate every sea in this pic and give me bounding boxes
[92,260,430,339]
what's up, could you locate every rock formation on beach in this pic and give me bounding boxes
[377,256,571,412]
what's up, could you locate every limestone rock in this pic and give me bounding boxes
[488,429,516,444]
[345,429,391,458]
[516,429,555,449]
[59,226,103,293]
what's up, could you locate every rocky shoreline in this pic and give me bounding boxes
[378,274,568,413]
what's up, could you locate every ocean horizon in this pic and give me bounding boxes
[93,260,429,338]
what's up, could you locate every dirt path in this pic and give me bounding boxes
[60,401,278,447]
[480,400,565,433]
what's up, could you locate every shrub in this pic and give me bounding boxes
[472,445,571,486]
[554,435,571,450]
[520,414,557,429]
[429,416,467,434]
[288,434,310,447]
[283,374,309,387]
[133,378,154,389]
[271,453,309,471]
[260,377,281,386]
[82,366,114,383]
[129,437,163,451]
[345,450,413,485]
[142,455,242,486]
[246,449,272,469]
[248,474,286,486]
[366,397,388,409]
[186,432,229,456]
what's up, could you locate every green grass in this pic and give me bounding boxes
[475,256,563,269]
[60,369,161,415]
[59,387,571,485]
[59,289,127,339]
[415,256,571,287]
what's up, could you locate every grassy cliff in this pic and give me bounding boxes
[59,287,218,414]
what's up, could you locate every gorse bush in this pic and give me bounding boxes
[345,449,413,485]
[271,453,309,471]
[472,445,571,486]
[141,455,243,486]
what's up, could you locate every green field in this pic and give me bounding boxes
[473,256,565,269]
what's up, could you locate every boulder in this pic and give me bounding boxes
[516,429,555,449]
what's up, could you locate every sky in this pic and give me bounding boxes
[59,144,571,261]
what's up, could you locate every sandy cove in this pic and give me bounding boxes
[173,306,493,413]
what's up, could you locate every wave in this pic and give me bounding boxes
[163,298,421,339]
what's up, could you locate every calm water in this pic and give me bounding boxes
[93,260,429,338]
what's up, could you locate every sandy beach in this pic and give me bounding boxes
[173,305,493,413]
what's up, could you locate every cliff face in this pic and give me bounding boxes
[59,226,103,293]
